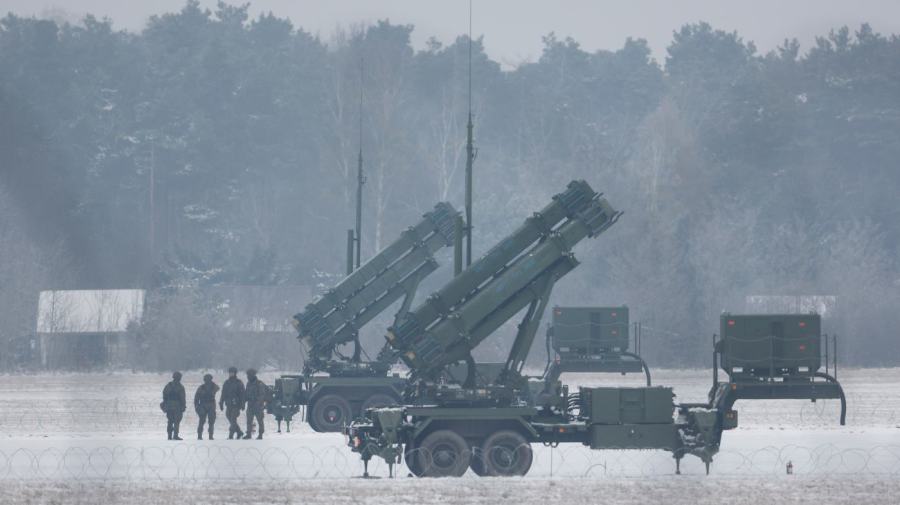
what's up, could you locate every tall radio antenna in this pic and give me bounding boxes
[347,58,366,276]
[464,0,476,266]
[355,58,366,270]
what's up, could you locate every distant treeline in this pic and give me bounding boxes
[1,1,898,367]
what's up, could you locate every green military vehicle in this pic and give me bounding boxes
[344,180,845,478]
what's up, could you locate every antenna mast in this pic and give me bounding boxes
[464,0,476,266]
[355,58,366,270]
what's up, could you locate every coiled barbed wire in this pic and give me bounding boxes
[0,444,897,481]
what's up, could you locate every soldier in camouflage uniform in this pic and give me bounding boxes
[162,371,186,440]
[243,368,269,440]
[193,373,219,440]
[219,366,245,440]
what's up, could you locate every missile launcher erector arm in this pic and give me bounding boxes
[385,180,621,384]
[292,202,460,373]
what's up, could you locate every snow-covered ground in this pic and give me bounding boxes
[2,476,899,505]
[1,368,898,504]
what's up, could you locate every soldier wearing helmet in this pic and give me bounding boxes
[219,366,245,439]
[194,373,219,440]
[161,371,186,440]
[243,368,269,439]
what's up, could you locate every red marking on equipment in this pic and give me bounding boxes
[799,344,806,351]
[799,321,806,328]
[611,312,617,317]
[727,320,735,326]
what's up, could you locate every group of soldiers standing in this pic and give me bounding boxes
[161,367,269,440]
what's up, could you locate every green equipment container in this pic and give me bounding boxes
[551,306,629,356]
[719,313,821,376]
[277,376,302,399]
[581,386,674,425]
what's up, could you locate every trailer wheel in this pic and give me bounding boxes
[308,394,351,432]
[361,393,398,412]
[417,429,470,477]
[481,430,532,476]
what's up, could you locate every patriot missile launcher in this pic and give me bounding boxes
[345,180,730,478]
[274,202,461,432]
[343,181,850,478]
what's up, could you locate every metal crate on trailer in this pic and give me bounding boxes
[581,386,674,425]
[277,376,302,399]
[719,314,821,376]
[273,376,307,406]
[551,306,629,356]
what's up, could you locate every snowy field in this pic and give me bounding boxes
[1,368,898,504]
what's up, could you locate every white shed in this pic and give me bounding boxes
[36,289,145,367]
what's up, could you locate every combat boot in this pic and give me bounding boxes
[236,430,244,439]
[167,429,173,441]
[256,433,263,440]
[242,432,252,440]
[208,431,214,440]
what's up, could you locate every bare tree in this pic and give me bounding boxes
[0,186,74,369]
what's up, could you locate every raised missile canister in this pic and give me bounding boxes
[387,181,620,377]
[294,202,459,356]
[388,180,598,352]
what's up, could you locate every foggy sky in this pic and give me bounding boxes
[2,0,898,66]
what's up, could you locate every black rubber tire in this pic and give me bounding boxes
[481,430,533,477]
[404,441,424,477]
[308,394,352,433]
[361,393,398,412]
[417,429,470,477]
